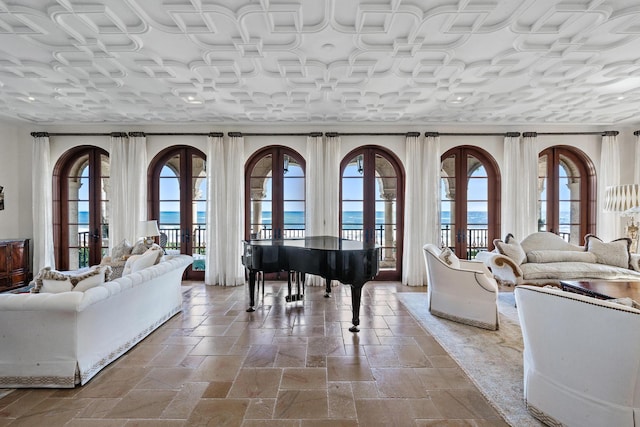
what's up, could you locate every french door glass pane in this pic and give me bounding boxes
[440,161,455,248]
[538,154,549,232]
[375,154,397,270]
[249,154,272,239]
[342,155,364,241]
[191,154,207,270]
[159,162,181,253]
[100,153,110,257]
[467,160,489,256]
[283,157,304,238]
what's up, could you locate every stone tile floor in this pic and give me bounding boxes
[0,281,508,426]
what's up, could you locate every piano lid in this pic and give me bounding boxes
[245,235,378,251]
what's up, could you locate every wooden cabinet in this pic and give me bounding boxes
[0,239,30,291]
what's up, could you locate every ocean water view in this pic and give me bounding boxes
[77,210,492,229]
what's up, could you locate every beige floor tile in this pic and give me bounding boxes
[371,368,430,398]
[106,390,177,418]
[281,368,327,389]
[227,368,283,398]
[326,356,373,382]
[185,399,250,426]
[0,282,507,427]
[274,390,328,419]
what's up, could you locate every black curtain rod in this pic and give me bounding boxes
[227,132,323,137]
[30,131,224,137]
[325,132,418,137]
[434,132,519,137]
[535,131,618,136]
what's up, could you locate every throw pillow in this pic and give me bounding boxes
[438,247,460,269]
[111,239,133,261]
[31,266,108,294]
[584,234,631,268]
[131,239,152,255]
[122,246,163,276]
[527,250,597,263]
[131,247,162,273]
[494,234,527,265]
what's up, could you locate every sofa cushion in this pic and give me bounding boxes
[111,239,133,261]
[494,234,527,265]
[123,246,163,276]
[527,250,597,264]
[520,261,640,281]
[584,234,631,268]
[31,265,110,294]
[438,247,460,269]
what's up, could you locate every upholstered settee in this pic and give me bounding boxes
[0,254,193,388]
[476,232,640,286]
[515,285,640,427]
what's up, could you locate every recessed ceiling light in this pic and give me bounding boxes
[184,96,203,104]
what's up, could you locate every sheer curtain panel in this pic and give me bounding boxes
[205,135,245,286]
[402,134,440,286]
[32,134,55,271]
[598,133,621,240]
[502,134,538,239]
[108,134,148,250]
[304,134,341,286]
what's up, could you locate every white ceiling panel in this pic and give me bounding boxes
[0,0,639,125]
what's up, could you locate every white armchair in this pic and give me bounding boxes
[422,244,499,330]
[515,285,640,427]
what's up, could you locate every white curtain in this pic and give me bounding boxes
[32,134,55,271]
[635,132,640,185]
[520,134,539,238]
[305,134,341,286]
[205,134,245,286]
[402,133,440,286]
[598,133,620,240]
[108,134,147,250]
[502,134,538,239]
[502,135,520,238]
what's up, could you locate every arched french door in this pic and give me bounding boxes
[440,146,500,259]
[538,146,595,244]
[53,146,110,270]
[341,146,404,281]
[149,146,206,280]
[245,146,305,240]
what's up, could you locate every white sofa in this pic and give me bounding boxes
[0,254,193,388]
[423,244,500,330]
[477,232,640,286]
[515,285,640,427]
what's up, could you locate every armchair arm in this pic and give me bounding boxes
[459,260,493,276]
[478,252,523,286]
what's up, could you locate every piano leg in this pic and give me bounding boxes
[349,283,363,332]
[246,270,257,312]
[324,277,331,298]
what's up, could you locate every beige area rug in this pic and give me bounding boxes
[397,291,543,427]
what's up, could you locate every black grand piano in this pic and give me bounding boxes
[242,236,380,332]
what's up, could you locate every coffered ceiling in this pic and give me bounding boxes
[1,0,640,125]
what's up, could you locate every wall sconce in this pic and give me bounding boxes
[356,155,364,175]
[283,155,289,174]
